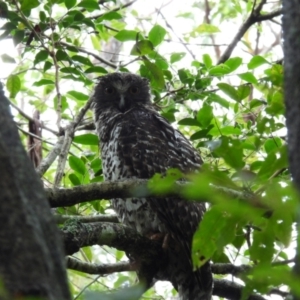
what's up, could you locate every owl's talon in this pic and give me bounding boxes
[146,232,169,250]
[162,233,169,249]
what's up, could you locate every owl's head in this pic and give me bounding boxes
[93,73,151,114]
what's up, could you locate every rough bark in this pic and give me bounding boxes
[0,84,71,300]
[283,2,300,299]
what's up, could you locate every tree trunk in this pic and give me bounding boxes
[0,84,71,300]
[283,2,300,300]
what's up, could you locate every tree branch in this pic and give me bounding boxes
[213,279,266,300]
[53,96,94,186]
[62,221,166,286]
[9,100,59,136]
[46,180,267,210]
[218,1,282,64]
[66,257,131,274]
[62,221,270,300]
[58,41,117,69]
[36,136,65,177]
[91,0,137,20]
[55,213,119,224]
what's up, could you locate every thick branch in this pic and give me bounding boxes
[55,213,119,224]
[211,263,251,275]
[62,221,269,300]
[213,279,266,300]
[47,180,266,210]
[62,221,166,286]
[66,257,131,274]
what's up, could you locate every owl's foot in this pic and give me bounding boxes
[147,232,169,250]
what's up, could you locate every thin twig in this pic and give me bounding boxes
[58,41,117,68]
[218,1,282,64]
[36,136,64,177]
[53,96,94,186]
[17,126,56,146]
[91,0,137,20]
[9,100,59,136]
[156,9,196,60]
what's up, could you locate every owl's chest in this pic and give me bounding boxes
[100,126,166,235]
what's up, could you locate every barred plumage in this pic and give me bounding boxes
[93,72,212,300]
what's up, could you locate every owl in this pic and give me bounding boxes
[92,72,213,300]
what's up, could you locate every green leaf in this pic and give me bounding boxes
[6,74,21,98]
[217,83,239,101]
[130,40,154,56]
[1,54,16,63]
[39,11,46,22]
[71,54,93,66]
[91,158,102,173]
[85,66,107,74]
[213,137,244,169]
[197,105,213,128]
[209,126,241,136]
[248,55,269,69]
[69,156,86,175]
[60,67,81,76]
[33,79,55,86]
[238,72,258,84]
[264,138,282,154]
[69,173,81,186]
[73,134,99,145]
[258,146,287,179]
[208,94,229,109]
[192,207,227,267]
[190,126,214,140]
[67,90,89,101]
[65,0,76,9]
[97,11,122,22]
[143,60,165,89]
[77,0,99,11]
[224,57,242,72]
[202,54,212,68]
[114,30,138,42]
[20,0,39,11]
[170,52,186,63]
[237,85,250,100]
[194,23,220,34]
[12,29,24,46]
[34,50,49,65]
[208,64,231,76]
[43,61,53,73]
[178,69,194,85]
[178,118,201,127]
[148,25,166,47]
[56,49,69,61]
[81,17,95,29]
[250,99,264,109]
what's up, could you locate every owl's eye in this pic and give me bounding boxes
[104,87,114,94]
[129,86,139,94]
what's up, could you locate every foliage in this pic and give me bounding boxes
[0,0,292,299]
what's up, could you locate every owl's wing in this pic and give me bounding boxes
[117,107,205,239]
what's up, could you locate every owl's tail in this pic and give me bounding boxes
[177,262,213,300]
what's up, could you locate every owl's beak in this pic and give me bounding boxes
[119,94,126,112]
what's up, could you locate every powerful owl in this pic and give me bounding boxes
[93,72,213,300]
